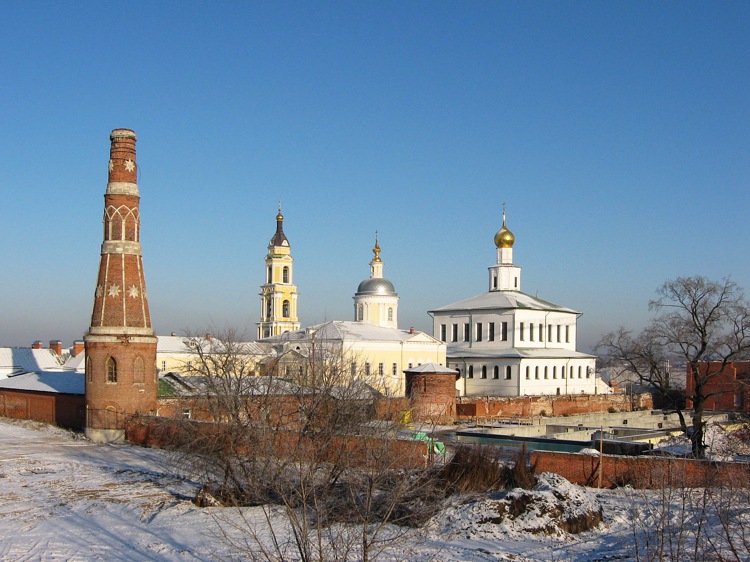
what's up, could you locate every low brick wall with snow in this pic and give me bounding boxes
[530,450,750,489]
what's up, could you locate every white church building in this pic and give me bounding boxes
[429,211,602,397]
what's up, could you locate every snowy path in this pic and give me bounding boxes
[0,420,223,561]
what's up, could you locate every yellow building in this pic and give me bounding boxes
[258,206,300,338]
[263,321,446,396]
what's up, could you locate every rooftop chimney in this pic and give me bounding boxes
[32,341,43,349]
[72,340,85,357]
[49,340,63,356]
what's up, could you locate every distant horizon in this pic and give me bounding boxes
[4,3,749,353]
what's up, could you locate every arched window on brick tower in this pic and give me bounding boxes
[106,357,117,383]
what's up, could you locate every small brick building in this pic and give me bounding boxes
[686,361,750,413]
[404,362,458,422]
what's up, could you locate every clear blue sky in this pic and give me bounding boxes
[3,2,749,352]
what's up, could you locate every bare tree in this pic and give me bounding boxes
[161,329,441,562]
[597,276,750,458]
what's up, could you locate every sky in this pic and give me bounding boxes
[3,2,749,352]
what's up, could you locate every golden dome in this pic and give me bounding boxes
[494,207,515,248]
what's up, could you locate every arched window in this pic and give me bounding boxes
[357,304,364,321]
[561,365,566,379]
[283,266,289,283]
[468,365,474,379]
[106,357,117,383]
[282,300,290,317]
[553,366,557,379]
[481,366,487,379]
[535,366,539,379]
[267,266,272,284]
[387,307,393,322]
[266,298,272,318]
[544,366,548,379]
[525,366,530,380]
[493,366,499,379]
[505,366,512,380]
[133,356,145,384]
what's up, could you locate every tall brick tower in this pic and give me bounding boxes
[84,128,158,443]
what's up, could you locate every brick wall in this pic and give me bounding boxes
[127,416,429,469]
[455,393,653,420]
[531,450,750,489]
[0,390,84,429]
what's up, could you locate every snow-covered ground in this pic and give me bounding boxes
[1,418,748,561]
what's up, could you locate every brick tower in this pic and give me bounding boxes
[84,128,158,443]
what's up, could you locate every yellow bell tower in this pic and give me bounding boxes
[258,205,300,338]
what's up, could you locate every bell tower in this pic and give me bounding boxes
[258,205,300,338]
[84,128,158,443]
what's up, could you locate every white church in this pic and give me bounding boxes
[430,210,602,397]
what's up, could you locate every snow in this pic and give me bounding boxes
[1,418,748,561]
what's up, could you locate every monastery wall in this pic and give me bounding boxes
[531,450,750,489]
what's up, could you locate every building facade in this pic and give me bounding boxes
[84,129,158,442]
[430,210,599,397]
[258,206,300,338]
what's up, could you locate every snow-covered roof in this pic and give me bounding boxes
[430,290,578,315]
[0,347,66,377]
[262,321,442,345]
[0,371,84,394]
[404,362,457,375]
[157,335,272,355]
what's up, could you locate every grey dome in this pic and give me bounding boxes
[356,278,397,295]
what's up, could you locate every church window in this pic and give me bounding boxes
[539,324,543,342]
[493,276,497,289]
[553,366,557,379]
[556,325,561,342]
[392,363,397,376]
[488,323,495,341]
[530,324,534,342]
[388,307,393,322]
[468,366,474,379]
[548,325,553,342]
[133,356,145,384]
[493,366,499,379]
[481,366,487,379]
[440,324,447,342]
[515,277,518,288]
[378,363,384,376]
[264,328,270,338]
[525,366,530,379]
[106,357,117,383]
[544,366,548,379]
[365,363,371,377]
[283,300,290,318]
[586,366,591,379]
[464,323,470,342]
[476,323,483,342]
[266,299,272,318]
[579,366,583,378]
[505,366,512,380]
[282,266,289,283]
[535,367,539,379]
[561,366,566,379]
[452,324,458,342]
[566,325,570,343]
[502,322,508,341]
[267,266,272,284]
[519,322,524,341]
[357,304,364,321]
